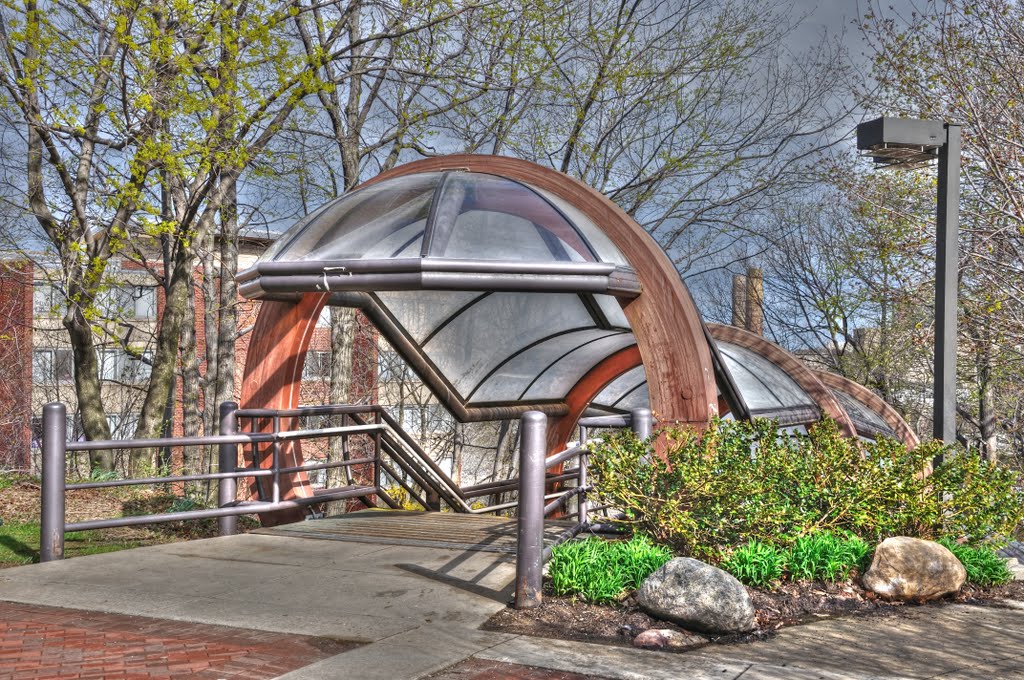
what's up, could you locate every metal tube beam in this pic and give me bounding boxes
[935,123,961,447]
[218,402,239,536]
[630,407,653,440]
[67,486,378,532]
[40,402,66,562]
[516,411,547,609]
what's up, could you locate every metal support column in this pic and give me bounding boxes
[218,401,238,536]
[578,425,589,526]
[630,407,653,440]
[935,123,961,448]
[40,402,66,562]
[515,411,546,609]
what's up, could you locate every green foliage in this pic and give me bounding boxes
[722,533,869,586]
[937,538,1013,587]
[589,418,1024,560]
[721,540,786,587]
[786,532,871,582]
[548,535,672,603]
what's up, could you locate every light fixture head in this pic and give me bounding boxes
[856,116,947,169]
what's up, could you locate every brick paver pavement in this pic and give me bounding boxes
[0,601,360,679]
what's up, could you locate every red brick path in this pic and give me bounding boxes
[0,601,359,679]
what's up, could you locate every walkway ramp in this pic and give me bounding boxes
[255,510,578,554]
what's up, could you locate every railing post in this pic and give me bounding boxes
[516,411,546,609]
[40,402,66,562]
[630,407,653,441]
[373,410,382,498]
[578,425,589,526]
[271,415,281,504]
[218,401,238,537]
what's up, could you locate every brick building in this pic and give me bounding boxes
[0,240,395,475]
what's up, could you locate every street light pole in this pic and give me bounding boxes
[934,124,960,444]
[856,116,961,445]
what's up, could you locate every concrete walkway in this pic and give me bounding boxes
[1,531,1023,678]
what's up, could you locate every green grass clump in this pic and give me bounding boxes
[722,540,786,587]
[722,532,870,586]
[548,535,672,603]
[0,522,160,568]
[937,538,1013,586]
[787,532,871,582]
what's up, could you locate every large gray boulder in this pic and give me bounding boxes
[636,557,755,634]
[862,537,966,601]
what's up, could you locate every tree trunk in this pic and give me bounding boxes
[180,270,204,480]
[63,303,113,472]
[328,307,356,486]
[978,342,998,462]
[134,246,193,473]
[214,183,238,416]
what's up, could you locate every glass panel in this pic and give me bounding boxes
[375,290,483,343]
[718,342,815,412]
[592,365,647,407]
[263,173,442,262]
[423,292,596,397]
[470,329,623,403]
[832,389,893,435]
[522,334,637,401]
[593,294,630,329]
[429,174,597,263]
[616,383,649,411]
[530,185,630,266]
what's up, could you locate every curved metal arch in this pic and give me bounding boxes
[706,323,857,438]
[239,293,329,526]
[240,156,719,523]
[814,370,920,448]
[363,155,718,428]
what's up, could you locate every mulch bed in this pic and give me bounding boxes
[484,579,1024,651]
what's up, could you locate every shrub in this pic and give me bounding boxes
[722,540,786,587]
[548,535,672,603]
[937,538,1013,586]
[786,532,871,582]
[589,418,1024,560]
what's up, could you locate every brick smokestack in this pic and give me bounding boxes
[745,267,764,336]
[731,274,747,328]
[731,267,764,336]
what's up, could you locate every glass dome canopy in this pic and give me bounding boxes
[238,170,639,300]
[239,165,652,423]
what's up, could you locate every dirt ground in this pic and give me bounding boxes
[485,579,1024,651]
[0,477,256,544]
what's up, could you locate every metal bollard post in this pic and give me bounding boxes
[515,411,546,609]
[578,425,589,526]
[40,402,66,562]
[630,407,653,440]
[218,401,238,536]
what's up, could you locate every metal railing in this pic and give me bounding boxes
[514,407,652,609]
[39,397,654,612]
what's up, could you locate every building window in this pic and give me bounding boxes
[98,285,156,320]
[400,405,424,431]
[303,350,331,380]
[378,350,407,383]
[30,413,83,447]
[105,413,140,440]
[33,282,64,317]
[98,348,153,383]
[32,348,74,383]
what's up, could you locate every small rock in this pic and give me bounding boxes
[636,557,756,634]
[1004,558,1024,581]
[863,536,966,601]
[632,627,708,651]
